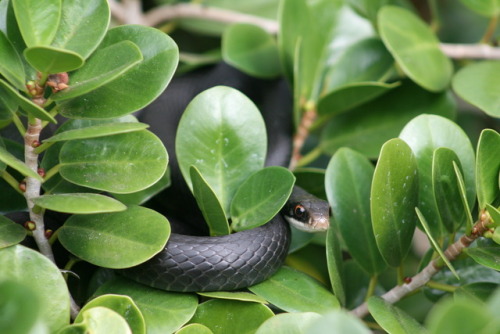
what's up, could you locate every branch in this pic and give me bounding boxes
[289,107,317,170]
[351,214,493,318]
[108,0,144,25]
[440,43,500,59]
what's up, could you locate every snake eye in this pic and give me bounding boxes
[294,204,306,218]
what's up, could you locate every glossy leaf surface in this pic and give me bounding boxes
[59,206,170,268]
[306,310,371,334]
[198,291,268,304]
[24,46,84,73]
[326,147,386,275]
[378,6,452,91]
[67,307,131,334]
[371,138,418,267]
[256,312,322,334]
[176,86,267,214]
[177,324,213,334]
[12,0,61,47]
[326,224,346,306]
[0,281,41,334]
[463,247,500,271]
[476,129,500,209]
[367,296,426,334]
[0,144,42,181]
[44,122,148,143]
[0,30,24,90]
[33,193,126,214]
[0,215,25,249]
[231,166,295,231]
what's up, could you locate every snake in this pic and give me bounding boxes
[121,63,330,292]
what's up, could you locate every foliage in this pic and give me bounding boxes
[0,0,499,333]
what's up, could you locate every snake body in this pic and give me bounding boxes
[123,63,329,292]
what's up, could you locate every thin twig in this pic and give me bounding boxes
[351,214,492,318]
[289,107,317,170]
[440,43,500,59]
[107,0,129,24]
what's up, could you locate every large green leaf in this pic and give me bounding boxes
[463,247,500,271]
[371,138,418,267]
[76,295,145,334]
[476,129,500,209]
[325,148,386,275]
[306,310,371,334]
[11,0,61,47]
[0,281,41,334]
[0,245,70,333]
[61,307,131,334]
[198,291,268,304]
[190,165,230,236]
[453,61,500,118]
[51,0,110,59]
[58,25,178,118]
[59,130,168,194]
[189,299,273,334]
[0,215,25,249]
[249,266,340,313]
[33,193,127,214]
[52,41,143,101]
[0,144,42,181]
[222,23,281,78]
[459,0,500,17]
[256,312,322,334]
[367,296,427,334]
[432,148,467,233]
[320,81,456,159]
[0,30,24,90]
[43,122,149,143]
[378,6,452,92]
[111,168,171,206]
[59,206,170,268]
[231,166,295,231]
[24,46,84,74]
[399,114,476,238]
[95,277,198,334]
[326,224,346,306]
[176,86,267,214]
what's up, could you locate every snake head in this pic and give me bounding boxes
[282,187,331,232]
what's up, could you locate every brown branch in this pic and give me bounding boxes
[440,43,500,59]
[351,215,493,318]
[289,107,317,170]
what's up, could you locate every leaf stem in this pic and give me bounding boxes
[365,275,378,301]
[426,280,457,293]
[481,15,499,44]
[396,265,404,286]
[428,0,441,32]
[1,171,24,195]
[296,147,322,168]
[43,164,61,183]
[11,112,26,136]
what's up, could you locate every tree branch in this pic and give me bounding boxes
[440,43,500,59]
[351,214,493,318]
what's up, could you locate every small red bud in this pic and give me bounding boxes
[24,221,36,231]
[404,277,412,284]
[45,229,53,239]
[19,181,26,192]
[32,140,41,148]
[57,83,69,90]
[37,168,46,177]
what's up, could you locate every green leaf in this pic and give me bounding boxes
[378,6,452,92]
[454,282,500,304]
[453,161,474,235]
[0,79,56,123]
[0,215,26,249]
[59,130,168,194]
[399,114,476,238]
[198,291,268,304]
[0,30,25,90]
[256,312,322,334]
[306,310,371,334]
[177,324,213,334]
[59,206,170,268]
[476,129,500,209]
[58,25,178,119]
[51,0,110,59]
[176,86,267,214]
[249,266,340,313]
[95,277,198,334]
[0,145,43,181]
[371,138,419,267]
[326,224,346,306]
[367,296,427,334]
[486,204,500,227]
[318,82,399,117]
[294,168,326,199]
[189,299,273,334]
[0,280,41,334]
[33,193,127,214]
[320,81,456,159]
[52,41,143,101]
[415,207,458,279]
[463,247,500,271]
[453,61,500,117]
[24,46,84,74]
[111,168,171,206]
[76,295,145,334]
[326,147,386,275]
[190,165,230,236]
[231,166,295,231]
[222,23,281,78]
[43,122,149,143]
[432,148,467,233]
[458,0,500,17]
[12,0,61,47]
[0,245,70,333]
[64,307,132,334]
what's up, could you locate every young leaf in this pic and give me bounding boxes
[59,206,170,268]
[378,6,452,92]
[51,0,110,59]
[62,307,132,334]
[43,122,149,143]
[0,215,26,249]
[415,207,459,279]
[176,86,267,214]
[231,166,295,232]
[325,147,386,275]
[12,0,61,47]
[0,30,25,90]
[486,204,500,228]
[432,148,467,233]
[371,138,418,267]
[476,129,500,209]
[190,165,230,236]
[452,61,500,118]
[453,161,474,235]
[33,193,127,214]
[24,46,84,74]
[367,296,427,334]
[0,145,43,181]
[326,224,346,306]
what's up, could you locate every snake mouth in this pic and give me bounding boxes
[309,216,330,231]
